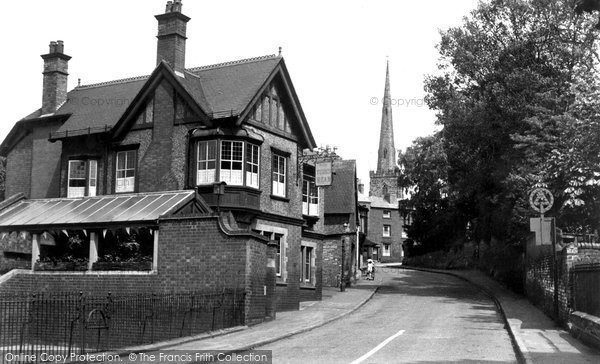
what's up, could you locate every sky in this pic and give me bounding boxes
[0,0,480,193]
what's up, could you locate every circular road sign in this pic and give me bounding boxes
[529,188,554,214]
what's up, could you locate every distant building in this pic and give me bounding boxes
[359,61,406,263]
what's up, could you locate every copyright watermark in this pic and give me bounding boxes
[370,96,425,108]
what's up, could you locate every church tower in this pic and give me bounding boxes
[369,61,403,201]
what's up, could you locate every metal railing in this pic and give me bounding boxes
[571,265,600,317]
[0,290,245,363]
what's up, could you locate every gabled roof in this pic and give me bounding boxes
[324,160,358,215]
[6,53,316,151]
[0,190,211,230]
[48,55,281,137]
[54,76,147,135]
[367,195,399,209]
[186,55,280,118]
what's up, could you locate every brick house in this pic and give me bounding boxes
[0,0,336,322]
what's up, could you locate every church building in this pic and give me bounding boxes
[359,61,406,263]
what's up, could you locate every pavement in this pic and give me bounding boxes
[391,264,600,364]
[114,278,379,356]
[114,264,600,363]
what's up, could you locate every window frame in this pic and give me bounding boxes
[383,243,391,257]
[271,153,287,198]
[383,224,391,238]
[383,210,391,219]
[193,138,261,189]
[220,140,244,186]
[302,165,319,216]
[115,149,137,194]
[67,159,99,198]
[300,245,314,284]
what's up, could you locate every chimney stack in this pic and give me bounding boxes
[155,0,190,75]
[41,40,71,115]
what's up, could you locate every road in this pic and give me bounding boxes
[256,269,518,363]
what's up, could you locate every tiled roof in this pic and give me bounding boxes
[368,195,399,209]
[55,77,147,134]
[0,190,203,229]
[186,55,279,118]
[324,160,358,215]
[45,55,280,135]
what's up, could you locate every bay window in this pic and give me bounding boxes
[67,160,98,198]
[115,150,136,193]
[220,141,244,185]
[195,139,261,188]
[245,143,260,188]
[197,141,217,185]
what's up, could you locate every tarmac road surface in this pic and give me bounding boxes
[256,269,518,363]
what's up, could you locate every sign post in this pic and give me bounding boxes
[529,186,558,318]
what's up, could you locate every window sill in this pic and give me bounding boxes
[300,284,316,290]
[276,281,287,287]
[270,195,289,202]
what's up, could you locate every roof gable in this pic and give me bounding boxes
[111,62,211,139]
[238,60,316,149]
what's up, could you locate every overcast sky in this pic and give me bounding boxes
[0,0,479,193]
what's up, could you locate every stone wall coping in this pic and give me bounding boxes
[571,311,600,325]
[2,269,157,278]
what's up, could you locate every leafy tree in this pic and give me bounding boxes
[422,0,600,249]
[399,133,467,253]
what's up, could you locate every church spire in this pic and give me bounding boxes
[376,60,396,173]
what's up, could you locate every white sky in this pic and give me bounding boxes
[0,0,479,193]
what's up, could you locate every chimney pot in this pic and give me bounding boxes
[41,40,71,114]
[55,40,64,54]
[156,0,190,74]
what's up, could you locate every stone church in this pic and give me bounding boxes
[359,61,406,263]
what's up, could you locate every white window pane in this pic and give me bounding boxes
[67,187,85,198]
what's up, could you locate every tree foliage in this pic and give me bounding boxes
[404,0,600,252]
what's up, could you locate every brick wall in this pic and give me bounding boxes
[5,134,33,198]
[525,245,558,321]
[30,122,63,198]
[367,207,404,263]
[0,216,274,325]
[526,243,600,326]
[255,219,302,312]
[138,83,178,192]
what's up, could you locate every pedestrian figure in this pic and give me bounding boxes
[366,259,375,280]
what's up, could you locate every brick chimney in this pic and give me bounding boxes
[41,40,71,115]
[155,0,190,75]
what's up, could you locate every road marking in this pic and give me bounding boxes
[350,329,405,364]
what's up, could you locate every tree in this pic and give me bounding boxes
[423,0,600,248]
[399,133,465,253]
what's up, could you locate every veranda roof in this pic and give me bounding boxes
[0,190,202,230]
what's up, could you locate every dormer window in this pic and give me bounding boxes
[67,159,98,198]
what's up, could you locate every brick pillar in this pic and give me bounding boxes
[31,234,40,270]
[88,232,98,271]
[560,244,579,323]
[265,241,277,320]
